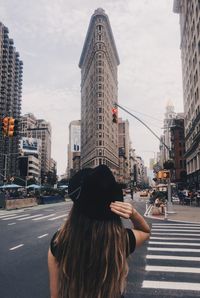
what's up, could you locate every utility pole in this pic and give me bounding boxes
[0,152,19,185]
[4,154,7,185]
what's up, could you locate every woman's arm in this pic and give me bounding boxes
[48,248,59,298]
[110,201,151,247]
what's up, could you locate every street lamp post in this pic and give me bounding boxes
[0,152,20,185]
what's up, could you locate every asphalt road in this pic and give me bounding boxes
[0,195,200,298]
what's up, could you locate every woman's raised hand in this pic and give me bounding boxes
[110,201,136,219]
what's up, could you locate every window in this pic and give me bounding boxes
[98,92,103,98]
[98,68,103,74]
[98,76,103,82]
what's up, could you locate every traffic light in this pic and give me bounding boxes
[8,117,18,137]
[8,117,15,137]
[112,107,118,123]
[157,171,163,179]
[157,170,170,179]
[2,117,9,136]
[162,170,170,179]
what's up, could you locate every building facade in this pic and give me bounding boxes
[19,136,42,181]
[135,156,146,188]
[170,116,187,186]
[0,23,23,182]
[118,118,130,184]
[160,101,176,166]
[20,113,51,180]
[18,155,40,182]
[67,120,81,178]
[79,8,120,177]
[174,0,200,189]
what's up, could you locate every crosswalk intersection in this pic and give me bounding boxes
[0,207,71,223]
[142,222,200,295]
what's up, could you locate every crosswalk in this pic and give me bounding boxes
[0,208,71,223]
[142,222,200,294]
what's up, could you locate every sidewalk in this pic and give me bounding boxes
[0,200,71,215]
[146,203,200,223]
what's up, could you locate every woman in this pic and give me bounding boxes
[48,165,150,298]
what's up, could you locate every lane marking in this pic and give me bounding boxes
[37,233,48,239]
[142,280,200,291]
[146,265,200,274]
[8,223,16,226]
[148,247,200,252]
[9,244,24,251]
[149,241,200,246]
[150,237,200,241]
[2,214,30,220]
[48,214,66,220]
[0,213,17,218]
[32,214,56,221]
[17,214,43,221]
[152,232,200,236]
[146,255,200,261]
[152,229,200,232]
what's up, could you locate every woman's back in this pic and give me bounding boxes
[48,165,150,298]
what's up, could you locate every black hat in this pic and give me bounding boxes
[68,165,123,220]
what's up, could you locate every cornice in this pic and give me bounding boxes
[79,9,120,68]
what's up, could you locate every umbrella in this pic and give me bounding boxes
[0,184,23,189]
[26,184,41,189]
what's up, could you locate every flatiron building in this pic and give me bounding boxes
[79,8,120,177]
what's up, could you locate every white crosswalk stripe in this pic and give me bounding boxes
[0,210,70,222]
[48,214,67,220]
[2,214,30,220]
[142,222,200,294]
[32,214,56,221]
[0,213,17,219]
[17,214,44,220]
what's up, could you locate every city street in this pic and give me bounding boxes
[0,196,200,297]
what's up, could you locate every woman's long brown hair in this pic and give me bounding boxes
[55,205,129,298]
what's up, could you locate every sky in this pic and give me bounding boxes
[0,0,183,175]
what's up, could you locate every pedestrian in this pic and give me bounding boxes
[130,188,133,200]
[48,165,150,298]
